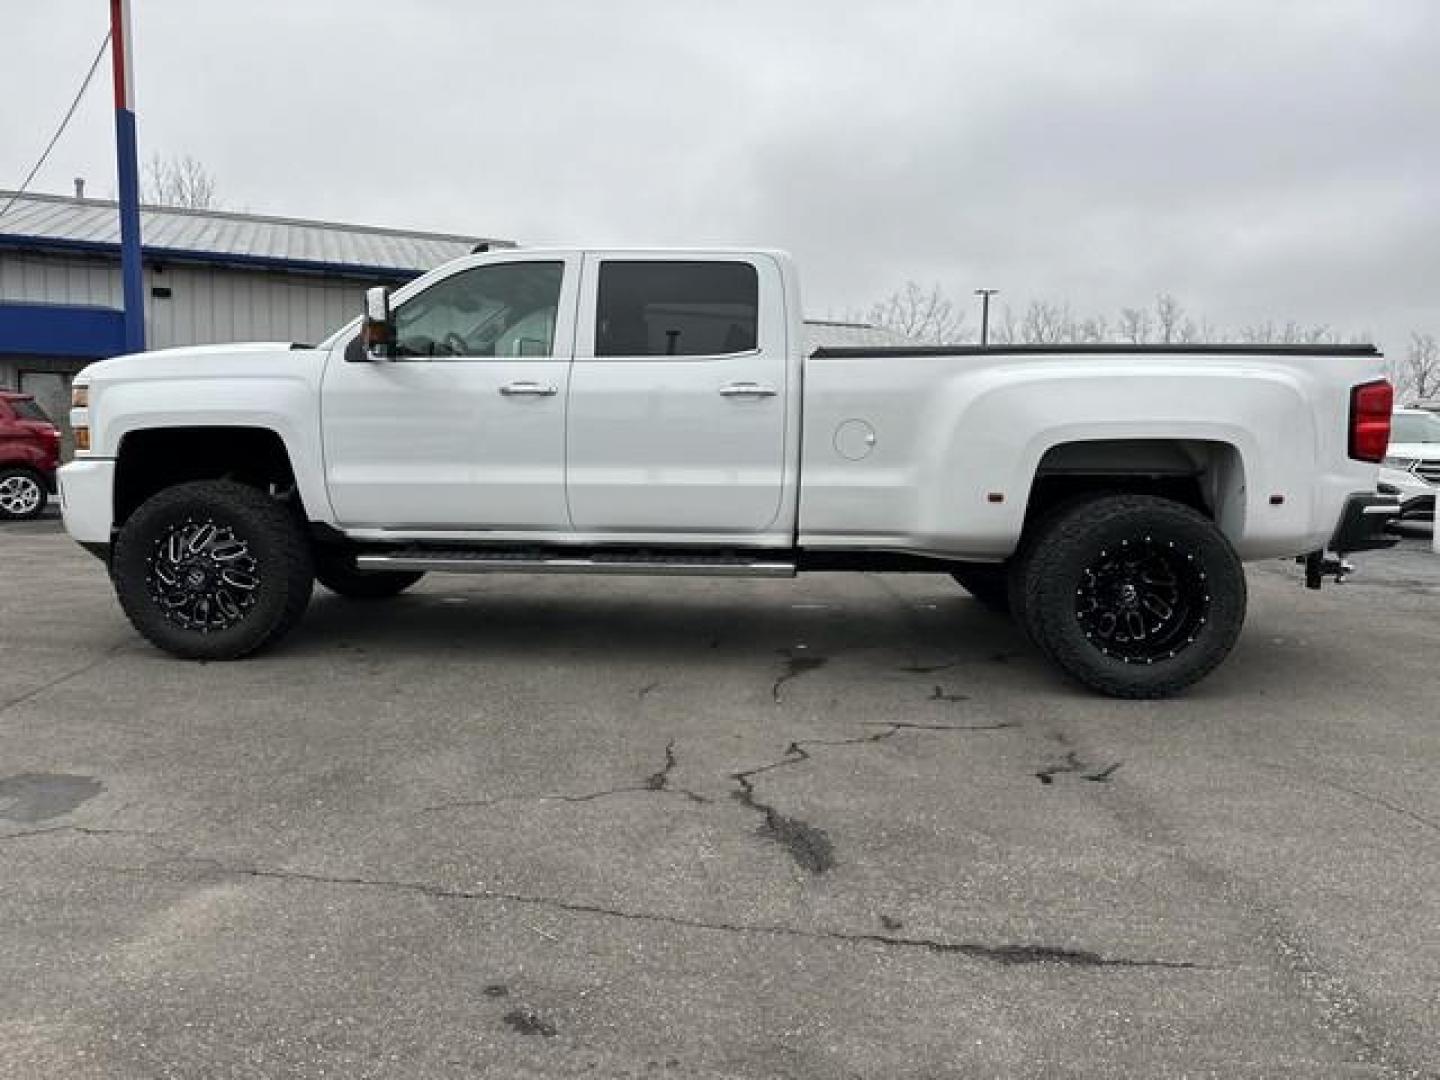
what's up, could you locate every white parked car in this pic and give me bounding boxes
[58,248,1399,697]
[1379,408,1439,527]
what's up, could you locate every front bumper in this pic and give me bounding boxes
[1329,492,1401,554]
[57,458,115,553]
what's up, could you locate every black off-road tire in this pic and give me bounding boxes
[113,480,314,660]
[316,551,424,599]
[1008,493,1141,648]
[1015,494,1246,699]
[0,467,48,520]
[1006,520,1051,647]
[950,565,1010,613]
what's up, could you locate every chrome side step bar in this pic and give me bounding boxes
[355,551,797,578]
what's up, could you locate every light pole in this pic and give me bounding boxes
[974,288,998,348]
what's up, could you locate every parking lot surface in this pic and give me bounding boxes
[2,509,1437,1078]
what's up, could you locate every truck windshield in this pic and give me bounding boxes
[1391,412,1440,444]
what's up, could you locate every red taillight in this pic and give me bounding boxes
[1348,379,1393,463]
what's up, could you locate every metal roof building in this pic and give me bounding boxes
[0,190,508,438]
[0,191,901,450]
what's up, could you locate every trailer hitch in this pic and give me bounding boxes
[1300,551,1353,590]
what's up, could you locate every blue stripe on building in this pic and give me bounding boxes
[0,301,126,359]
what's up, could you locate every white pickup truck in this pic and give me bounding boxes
[59,248,1399,697]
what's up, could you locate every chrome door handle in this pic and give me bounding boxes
[719,382,778,398]
[499,381,558,397]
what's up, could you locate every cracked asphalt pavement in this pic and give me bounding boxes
[2,510,1438,1078]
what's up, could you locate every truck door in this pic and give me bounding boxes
[566,254,789,533]
[321,255,579,529]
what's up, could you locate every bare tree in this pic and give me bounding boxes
[1117,307,1152,344]
[1154,293,1187,344]
[1391,331,1440,404]
[143,153,219,209]
[1018,299,1072,344]
[859,284,1420,373]
[1075,315,1109,343]
[1194,317,1222,342]
[1240,320,1277,344]
[867,282,966,344]
[988,305,1019,346]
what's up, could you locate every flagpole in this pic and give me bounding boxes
[110,0,144,353]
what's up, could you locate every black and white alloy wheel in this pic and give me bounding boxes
[145,519,262,633]
[1074,535,1210,664]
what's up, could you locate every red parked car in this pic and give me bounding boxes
[0,391,60,520]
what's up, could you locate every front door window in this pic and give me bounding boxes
[393,261,564,359]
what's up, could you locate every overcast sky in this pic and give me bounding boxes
[2,1,1435,350]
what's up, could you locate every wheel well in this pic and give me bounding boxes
[114,426,300,526]
[1024,439,1247,539]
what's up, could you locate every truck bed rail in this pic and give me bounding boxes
[810,343,1381,359]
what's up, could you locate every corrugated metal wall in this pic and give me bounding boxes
[0,252,118,309]
[0,251,370,349]
[144,264,362,347]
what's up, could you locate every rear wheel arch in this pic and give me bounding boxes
[1020,437,1249,544]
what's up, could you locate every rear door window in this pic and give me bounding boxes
[595,261,758,357]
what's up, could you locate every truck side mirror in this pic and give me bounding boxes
[360,286,395,359]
